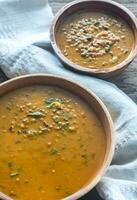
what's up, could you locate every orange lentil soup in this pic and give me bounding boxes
[0,86,106,200]
[57,11,134,69]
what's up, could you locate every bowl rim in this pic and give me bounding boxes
[50,0,137,77]
[0,74,115,200]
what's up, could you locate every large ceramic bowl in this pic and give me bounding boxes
[0,74,114,200]
[50,0,137,78]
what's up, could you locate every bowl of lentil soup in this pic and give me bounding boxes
[0,74,114,200]
[50,0,137,78]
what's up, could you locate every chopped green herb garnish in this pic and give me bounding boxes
[8,161,13,168]
[50,148,58,155]
[27,111,43,118]
[9,172,19,177]
[45,97,55,105]
[94,21,100,26]
[15,140,21,144]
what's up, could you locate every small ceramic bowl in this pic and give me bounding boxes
[50,0,137,78]
[0,74,115,200]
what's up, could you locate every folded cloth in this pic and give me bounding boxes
[0,0,137,199]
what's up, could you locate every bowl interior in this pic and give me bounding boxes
[51,0,137,78]
[0,74,114,200]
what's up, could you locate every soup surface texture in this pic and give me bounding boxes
[0,86,106,200]
[57,11,134,69]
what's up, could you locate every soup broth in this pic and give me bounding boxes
[57,11,134,69]
[0,86,106,200]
